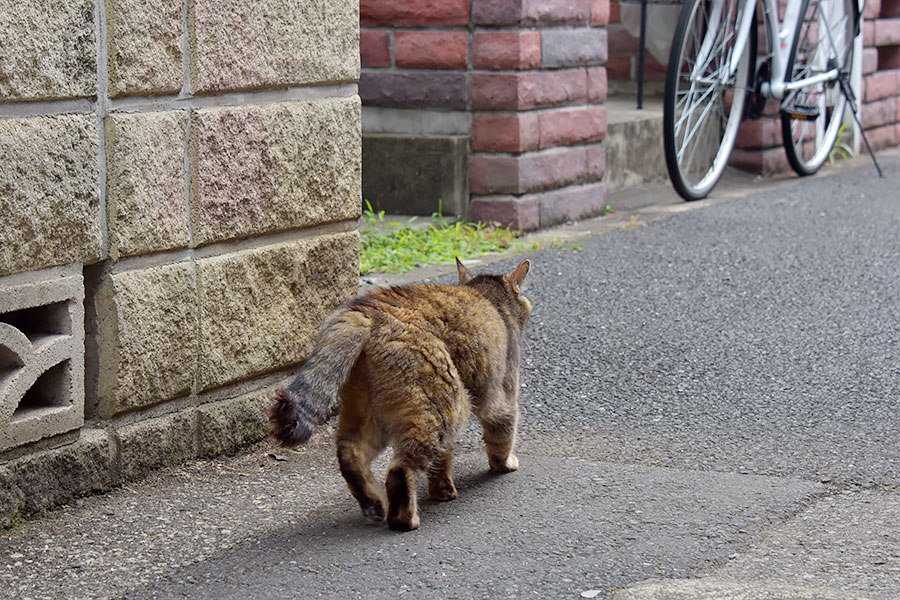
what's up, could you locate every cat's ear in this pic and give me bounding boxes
[456,257,471,284]
[508,259,530,294]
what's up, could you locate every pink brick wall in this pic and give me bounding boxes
[360,0,611,230]
[861,0,900,150]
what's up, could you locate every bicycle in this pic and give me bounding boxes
[663,0,862,200]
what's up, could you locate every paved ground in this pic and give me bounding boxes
[2,151,899,599]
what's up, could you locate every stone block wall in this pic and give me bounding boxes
[360,0,611,231]
[0,0,361,524]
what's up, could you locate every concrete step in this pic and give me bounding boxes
[604,95,668,193]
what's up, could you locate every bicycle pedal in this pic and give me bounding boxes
[782,104,819,120]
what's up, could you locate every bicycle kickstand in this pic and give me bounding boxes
[838,73,884,177]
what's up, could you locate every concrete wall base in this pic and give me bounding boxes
[362,134,469,218]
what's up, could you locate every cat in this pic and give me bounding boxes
[267,258,533,531]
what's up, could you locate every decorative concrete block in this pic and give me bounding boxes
[191,0,359,93]
[863,48,879,74]
[588,67,609,103]
[197,391,270,456]
[95,263,197,418]
[874,18,900,46]
[736,117,783,149]
[196,232,359,391]
[862,97,899,129]
[106,111,190,259]
[729,146,791,175]
[363,134,469,216]
[117,411,196,481]
[592,0,611,25]
[863,71,900,102]
[0,115,100,277]
[191,98,361,246]
[861,123,900,150]
[0,269,85,452]
[0,0,95,100]
[107,0,184,96]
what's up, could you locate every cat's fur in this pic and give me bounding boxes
[267,259,533,531]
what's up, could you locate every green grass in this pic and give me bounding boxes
[828,123,855,165]
[360,201,541,274]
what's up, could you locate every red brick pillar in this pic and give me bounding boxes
[359,1,472,218]
[860,0,900,149]
[469,0,610,230]
[359,0,610,230]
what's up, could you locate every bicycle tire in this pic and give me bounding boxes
[781,0,856,175]
[664,0,756,201]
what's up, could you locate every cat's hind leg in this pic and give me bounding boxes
[336,366,387,523]
[427,450,459,501]
[385,456,423,531]
[478,406,519,473]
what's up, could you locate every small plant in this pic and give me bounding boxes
[828,122,855,165]
[360,201,535,274]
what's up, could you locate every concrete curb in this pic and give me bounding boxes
[612,577,889,600]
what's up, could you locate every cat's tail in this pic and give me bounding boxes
[267,308,370,447]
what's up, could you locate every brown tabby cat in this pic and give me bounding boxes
[268,258,533,531]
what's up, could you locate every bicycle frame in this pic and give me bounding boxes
[698,0,848,100]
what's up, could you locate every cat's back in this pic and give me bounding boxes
[351,283,502,338]
[351,282,508,396]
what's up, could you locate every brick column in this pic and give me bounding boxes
[359,0,471,217]
[469,0,610,230]
[359,0,611,229]
[860,0,900,149]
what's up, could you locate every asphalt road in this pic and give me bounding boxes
[2,153,899,600]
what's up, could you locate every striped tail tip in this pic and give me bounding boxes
[267,389,316,447]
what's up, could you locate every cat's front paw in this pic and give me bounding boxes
[489,453,518,473]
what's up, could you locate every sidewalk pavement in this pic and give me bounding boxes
[2,150,899,600]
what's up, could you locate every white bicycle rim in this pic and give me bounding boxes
[665,0,754,200]
[782,0,855,175]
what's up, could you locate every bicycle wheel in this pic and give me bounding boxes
[664,0,756,200]
[781,0,856,175]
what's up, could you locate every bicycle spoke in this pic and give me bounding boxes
[781,0,855,175]
[665,0,753,199]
